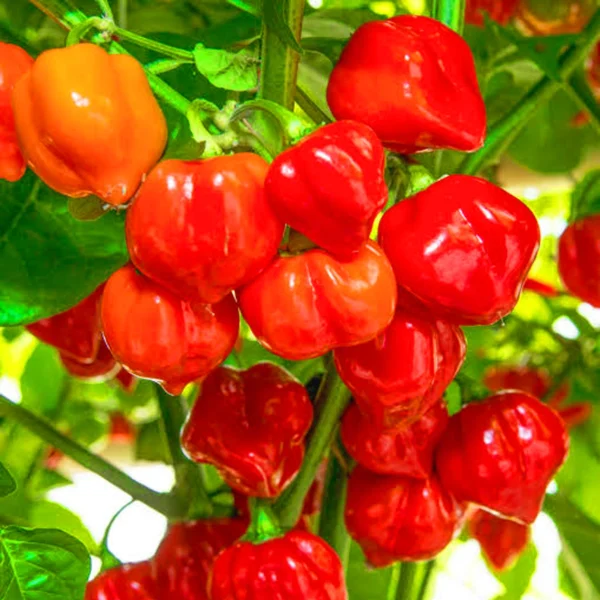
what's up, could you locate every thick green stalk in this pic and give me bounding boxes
[459,8,600,176]
[0,395,180,518]
[274,368,351,528]
[416,561,436,600]
[432,0,466,33]
[156,387,213,518]
[318,454,350,569]
[395,563,422,600]
[258,0,306,109]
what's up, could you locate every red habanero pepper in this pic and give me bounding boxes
[101,265,239,395]
[264,120,387,259]
[468,508,530,572]
[153,519,248,600]
[109,412,135,444]
[334,301,465,427]
[326,16,486,154]
[12,44,167,205]
[26,285,104,364]
[85,562,156,600]
[465,0,519,26]
[378,175,540,325]
[0,43,33,182]
[115,369,138,393]
[483,365,551,398]
[523,278,560,298]
[126,155,283,304]
[558,215,600,307]
[59,339,120,383]
[237,240,397,360]
[345,466,464,567]
[436,392,569,524]
[181,363,313,498]
[208,530,348,600]
[341,400,448,478]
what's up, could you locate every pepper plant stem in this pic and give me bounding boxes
[458,8,600,176]
[432,0,466,34]
[0,394,181,518]
[318,453,350,569]
[274,367,351,528]
[395,562,422,600]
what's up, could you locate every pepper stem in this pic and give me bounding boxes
[244,498,283,543]
[432,0,466,34]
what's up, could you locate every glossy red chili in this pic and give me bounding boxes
[26,285,104,363]
[0,43,33,182]
[483,365,551,398]
[101,265,239,395]
[265,120,387,258]
[59,339,120,382]
[327,16,486,154]
[468,508,530,572]
[341,400,448,478]
[115,369,137,393]
[153,519,248,600]
[181,363,313,497]
[345,466,464,566]
[378,175,540,325]
[465,0,519,25]
[335,301,465,427]
[558,216,600,307]
[436,392,569,524]
[85,562,156,600]
[208,530,348,600]
[127,154,283,304]
[523,278,560,298]
[237,240,397,360]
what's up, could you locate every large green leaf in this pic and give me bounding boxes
[193,43,259,91]
[0,172,128,326]
[0,526,90,600]
[0,464,15,499]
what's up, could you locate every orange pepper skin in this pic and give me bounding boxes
[0,42,33,182]
[12,44,167,205]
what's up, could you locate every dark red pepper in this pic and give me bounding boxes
[237,240,397,360]
[181,363,313,498]
[341,400,448,478]
[326,15,486,154]
[465,0,519,25]
[435,391,569,524]
[153,518,248,600]
[345,466,464,566]
[59,339,120,382]
[483,365,551,398]
[334,301,465,427]
[0,42,33,182]
[101,264,239,395]
[126,154,283,304]
[468,508,530,572]
[109,412,135,444]
[26,285,104,364]
[558,215,600,307]
[208,529,348,600]
[378,175,540,325]
[265,120,387,259]
[85,562,156,600]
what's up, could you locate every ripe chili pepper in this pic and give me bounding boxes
[264,120,387,259]
[208,530,348,600]
[0,43,33,182]
[115,369,137,393]
[341,400,448,478]
[12,43,167,205]
[558,216,600,307]
[345,466,464,566]
[465,0,519,25]
[483,365,551,398]
[237,240,397,360]
[436,391,569,524]
[334,300,465,427]
[378,175,540,325]
[326,16,486,154]
[85,562,156,600]
[26,285,104,363]
[516,0,595,35]
[154,519,248,600]
[60,339,120,383]
[101,265,239,395]
[523,278,560,298]
[181,363,313,497]
[109,412,135,444]
[126,154,283,304]
[468,508,530,572]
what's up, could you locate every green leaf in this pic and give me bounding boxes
[261,0,303,53]
[193,43,259,91]
[0,172,128,326]
[545,494,600,600]
[492,543,538,600]
[297,51,334,122]
[0,464,15,499]
[135,420,171,464]
[20,345,65,416]
[346,542,395,599]
[0,526,90,600]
